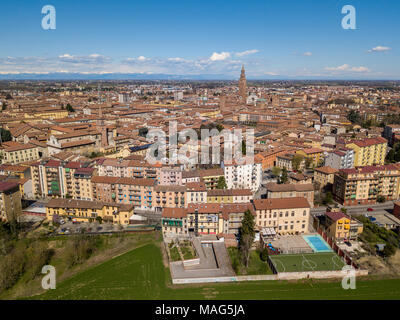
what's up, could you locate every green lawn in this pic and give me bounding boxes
[270,252,345,273]
[228,248,273,275]
[180,245,194,260]
[169,246,181,262]
[30,243,400,300]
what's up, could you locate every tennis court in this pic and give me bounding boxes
[269,252,345,273]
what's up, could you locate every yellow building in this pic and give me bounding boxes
[313,166,338,190]
[296,148,324,168]
[1,142,40,164]
[46,198,134,225]
[346,137,387,167]
[325,211,350,242]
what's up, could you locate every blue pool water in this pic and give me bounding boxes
[303,235,333,253]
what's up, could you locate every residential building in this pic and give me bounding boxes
[0,142,40,164]
[296,148,324,168]
[222,157,262,192]
[324,147,354,169]
[91,176,155,210]
[333,164,400,205]
[313,166,339,190]
[0,181,22,222]
[345,137,387,167]
[206,189,253,204]
[46,198,134,225]
[265,182,314,208]
[253,197,311,234]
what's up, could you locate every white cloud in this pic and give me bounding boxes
[235,49,259,57]
[302,52,312,56]
[58,53,111,64]
[137,56,149,61]
[367,46,391,53]
[209,52,231,61]
[325,64,370,73]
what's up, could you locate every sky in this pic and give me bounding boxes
[0,0,399,79]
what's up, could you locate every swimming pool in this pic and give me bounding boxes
[302,234,333,253]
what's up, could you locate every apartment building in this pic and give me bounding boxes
[186,181,207,204]
[0,181,22,222]
[153,185,186,212]
[206,189,253,204]
[161,203,255,237]
[31,160,88,198]
[296,148,324,168]
[265,182,314,208]
[254,148,289,170]
[383,124,400,146]
[276,153,305,171]
[345,137,387,167]
[324,147,354,169]
[0,142,40,164]
[96,158,160,179]
[199,168,225,190]
[158,166,182,185]
[253,197,311,234]
[222,158,262,192]
[333,164,400,205]
[91,176,155,210]
[71,167,95,200]
[46,198,134,225]
[161,207,188,237]
[313,166,339,190]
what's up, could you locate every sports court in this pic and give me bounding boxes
[269,252,345,273]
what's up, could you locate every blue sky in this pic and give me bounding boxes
[0,0,399,79]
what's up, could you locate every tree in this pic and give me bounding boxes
[239,210,255,268]
[217,176,227,189]
[271,166,281,178]
[291,154,304,171]
[279,168,288,184]
[305,157,313,169]
[66,104,75,112]
[383,243,396,257]
[260,247,269,262]
[322,191,333,205]
[0,128,12,142]
[377,195,386,203]
[139,127,148,137]
[241,140,246,155]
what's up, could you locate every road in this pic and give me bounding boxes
[311,201,395,216]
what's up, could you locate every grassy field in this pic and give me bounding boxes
[228,247,273,275]
[32,242,400,300]
[270,252,345,273]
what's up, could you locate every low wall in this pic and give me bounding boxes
[172,270,368,284]
[183,258,200,267]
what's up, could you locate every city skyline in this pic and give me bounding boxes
[0,0,399,79]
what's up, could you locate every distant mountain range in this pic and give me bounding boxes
[0,73,398,81]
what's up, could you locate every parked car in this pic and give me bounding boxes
[367,208,374,212]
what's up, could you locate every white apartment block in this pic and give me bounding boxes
[222,158,262,192]
[324,148,354,170]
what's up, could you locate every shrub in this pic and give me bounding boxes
[260,248,269,262]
